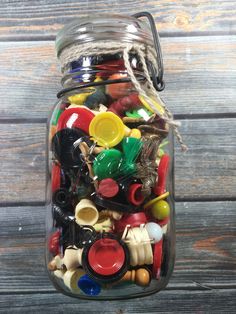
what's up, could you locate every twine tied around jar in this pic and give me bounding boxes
[59,41,188,151]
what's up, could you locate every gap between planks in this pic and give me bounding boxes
[1,30,236,43]
[1,112,236,125]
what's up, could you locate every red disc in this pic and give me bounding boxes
[114,212,147,233]
[128,183,145,206]
[57,107,95,133]
[88,238,125,276]
[152,239,163,279]
[98,178,119,198]
[51,163,61,193]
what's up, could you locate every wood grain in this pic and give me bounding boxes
[0,202,235,293]
[0,118,235,203]
[0,0,236,39]
[0,123,46,203]
[0,36,235,119]
[0,289,235,313]
[175,118,236,200]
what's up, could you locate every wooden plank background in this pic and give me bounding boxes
[0,0,235,313]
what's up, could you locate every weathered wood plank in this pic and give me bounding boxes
[0,123,46,203]
[0,0,236,39]
[0,289,235,313]
[0,36,235,119]
[0,202,235,292]
[175,118,236,200]
[0,118,235,203]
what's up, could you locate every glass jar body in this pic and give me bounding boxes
[46,32,175,300]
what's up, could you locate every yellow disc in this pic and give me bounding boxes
[89,112,125,147]
[143,191,170,210]
[139,95,165,117]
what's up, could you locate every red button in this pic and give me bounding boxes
[57,107,95,133]
[98,178,119,198]
[88,238,125,276]
[51,163,61,193]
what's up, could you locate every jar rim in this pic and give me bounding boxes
[56,13,154,57]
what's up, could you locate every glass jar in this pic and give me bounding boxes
[46,12,175,300]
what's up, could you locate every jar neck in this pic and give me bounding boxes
[59,52,146,99]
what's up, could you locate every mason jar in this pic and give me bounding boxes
[45,12,175,300]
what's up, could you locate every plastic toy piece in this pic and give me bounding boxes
[48,255,64,271]
[62,247,83,270]
[84,89,107,109]
[114,212,147,233]
[123,226,153,266]
[51,163,61,193]
[92,193,137,213]
[78,274,101,296]
[57,107,95,133]
[154,154,170,196]
[93,149,123,181]
[143,191,170,210]
[108,93,141,117]
[138,95,166,118]
[106,73,132,99]
[145,222,163,243]
[48,230,61,256]
[128,183,145,206]
[120,268,151,287]
[68,92,93,105]
[121,137,143,174]
[99,209,123,221]
[93,217,113,232]
[97,178,119,198]
[53,188,71,209]
[63,268,86,292]
[51,128,87,168]
[52,204,72,226]
[82,234,130,283]
[150,200,170,220]
[89,112,126,148]
[75,199,99,226]
[152,239,163,279]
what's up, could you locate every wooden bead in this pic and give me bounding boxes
[135,268,150,287]
[120,268,150,287]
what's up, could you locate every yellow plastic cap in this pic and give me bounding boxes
[89,112,125,148]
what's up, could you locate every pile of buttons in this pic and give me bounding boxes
[48,56,171,296]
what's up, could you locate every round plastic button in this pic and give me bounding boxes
[98,178,119,198]
[88,238,125,276]
[57,107,95,133]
